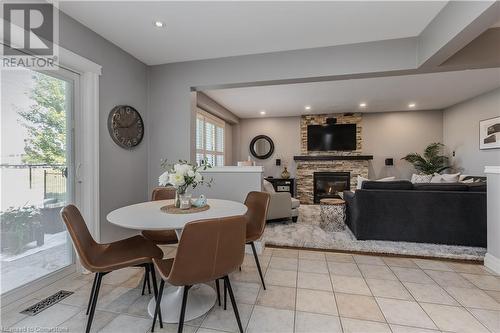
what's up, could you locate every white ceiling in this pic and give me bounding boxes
[204,68,500,118]
[59,1,448,65]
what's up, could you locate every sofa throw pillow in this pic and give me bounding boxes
[431,172,461,183]
[263,180,276,193]
[411,174,432,183]
[357,175,396,189]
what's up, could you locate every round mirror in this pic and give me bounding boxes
[250,135,274,159]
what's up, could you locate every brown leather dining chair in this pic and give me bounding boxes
[60,204,164,333]
[151,215,247,333]
[140,186,179,295]
[219,191,270,310]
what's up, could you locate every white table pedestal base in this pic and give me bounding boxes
[147,284,216,323]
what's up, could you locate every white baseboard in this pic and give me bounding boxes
[484,253,500,274]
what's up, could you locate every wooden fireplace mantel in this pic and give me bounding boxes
[293,155,374,161]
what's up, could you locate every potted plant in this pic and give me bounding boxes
[1,205,43,254]
[158,159,213,208]
[401,142,450,175]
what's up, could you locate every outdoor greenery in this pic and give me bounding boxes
[402,142,450,175]
[0,206,42,254]
[18,73,67,165]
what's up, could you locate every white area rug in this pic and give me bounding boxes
[262,205,486,260]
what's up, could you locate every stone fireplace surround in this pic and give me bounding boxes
[296,113,371,204]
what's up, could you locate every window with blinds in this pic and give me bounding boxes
[196,110,225,166]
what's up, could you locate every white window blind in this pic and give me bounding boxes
[196,110,225,166]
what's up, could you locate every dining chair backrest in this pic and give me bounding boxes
[167,215,246,286]
[60,204,99,272]
[151,186,176,201]
[244,191,271,241]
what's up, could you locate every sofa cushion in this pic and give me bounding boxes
[357,175,396,189]
[413,183,469,191]
[263,180,275,193]
[466,183,487,192]
[291,198,300,209]
[431,172,461,183]
[361,180,413,190]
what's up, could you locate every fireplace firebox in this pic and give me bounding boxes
[313,172,350,203]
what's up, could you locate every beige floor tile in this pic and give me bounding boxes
[449,262,491,275]
[297,272,333,291]
[60,281,112,307]
[125,293,154,318]
[403,282,458,306]
[11,303,81,329]
[230,281,260,305]
[298,259,329,274]
[246,305,294,333]
[425,270,475,288]
[413,259,453,271]
[469,308,500,333]
[382,257,418,268]
[461,273,500,291]
[445,286,500,310]
[242,254,270,269]
[103,268,143,286]
[0,298,37,328]
[420,303,489,333]
[195,328,226,333]
[353,255,386,266]
[331,275,372,296]
[269,257,298,271]
[325,252,355,263]
[264,269,297,287]
[341,317,392,333]
[97,286,142,313]
[230,267,263,284]
[99,313,152,333]
[328,262,363,277]
[201,302,252,333]
[366,279,413,300]
[390,267,435,284]
[272,248,299,258]
[376,297,437,329]
[358,264,398,281]
[299,250,326,261]
[58,309,117,333]
[336,293,385,322]
[295,311,342,333]
[389,324,440,333]
[262,247,274,256]
[256,285,296,310]
[486,290,500,303]
[296,288,338,315]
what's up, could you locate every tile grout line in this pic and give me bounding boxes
[326,250,345,333]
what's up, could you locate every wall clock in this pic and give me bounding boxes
[107,105,144,149]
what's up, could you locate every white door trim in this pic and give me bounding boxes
[58,47,102,242]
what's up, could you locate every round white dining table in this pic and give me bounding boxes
[107,198,247,323]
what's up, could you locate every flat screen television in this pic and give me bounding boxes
[307,124,357,151]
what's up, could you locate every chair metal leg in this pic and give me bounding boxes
[141,265,150,296]
[224,276,243,333]
[146,267,152,294]
[178,285,191,333]
[223,279,227,310]
[215,278,221,306]
[250,241,266,290]
[86,272,105,333]
[86,273,98,315]
[149,263,163,327]
[151,280,165,332]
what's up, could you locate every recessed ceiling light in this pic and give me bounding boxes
[359,103,367,108]
[154,21,165,28]
[305,105,311,110]
[408,103,416,108]
[260,110,266,115]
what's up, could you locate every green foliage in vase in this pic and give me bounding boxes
[0,206,41,254]
[401,143,450,175]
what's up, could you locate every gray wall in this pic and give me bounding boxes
[443,88,500,175]
[363,110,444,179]
[59,13,148,242]
[234,110,444,180]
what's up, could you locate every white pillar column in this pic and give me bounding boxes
[484,166,500,274]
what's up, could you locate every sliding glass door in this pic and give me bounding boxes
[1,67,77,294]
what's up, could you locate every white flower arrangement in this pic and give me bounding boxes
[159,159,212,195]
